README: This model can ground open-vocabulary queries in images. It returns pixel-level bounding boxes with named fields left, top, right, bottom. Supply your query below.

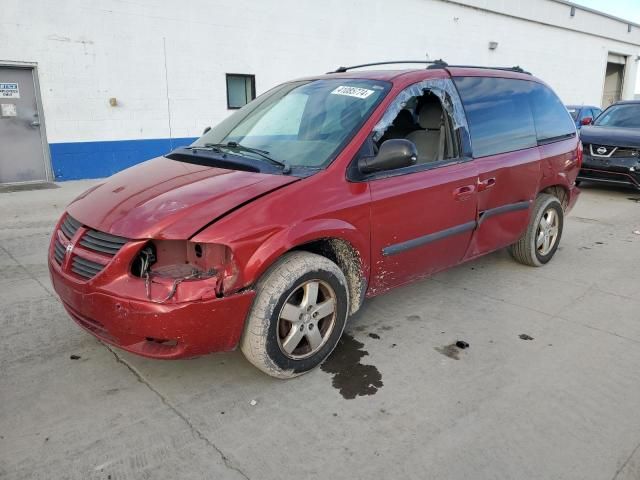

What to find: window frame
left=226, top=73, right=256, bottom=110
left=347, top=79, right=472, bottom=183
left=453, top=76, right=539, bottom=158
left=453, top=76, right=576, bottom=157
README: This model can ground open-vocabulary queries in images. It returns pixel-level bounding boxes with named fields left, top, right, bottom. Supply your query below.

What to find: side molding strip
left=381, top=200, right=531, bottom=257
left=478, top=200, right=531, bottom=225
left=382, top=221, right=477, bottom=256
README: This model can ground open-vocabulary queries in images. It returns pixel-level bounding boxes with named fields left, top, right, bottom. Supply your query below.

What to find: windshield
left=594, top=104, right=640, bottom=128
left=567, top=108, right=578, bottom=121
left=192, top=79, right=389, bottom=169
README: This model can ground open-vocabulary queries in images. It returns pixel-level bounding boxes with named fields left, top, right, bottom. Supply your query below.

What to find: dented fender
left=192, top=217, right=370, bottom=294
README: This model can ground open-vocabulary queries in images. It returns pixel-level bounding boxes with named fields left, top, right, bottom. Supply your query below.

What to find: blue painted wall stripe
left=49, top=137, right=197, bottom=180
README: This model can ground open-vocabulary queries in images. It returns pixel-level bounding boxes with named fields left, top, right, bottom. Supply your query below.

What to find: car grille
left=60, top=214, right=82, bottom=239
left=586, top=144, right=640, bottom=159
left=588, top=144, right=616, bottom=157
left=79, top=229, right=128, bottom=256
left=612, top=147, right=640, bottom=158
left=54, top=214, right=129, bottom=280
left=53, top=239, right=66, bottom=265
left=71, top=256, right=105, bottom=279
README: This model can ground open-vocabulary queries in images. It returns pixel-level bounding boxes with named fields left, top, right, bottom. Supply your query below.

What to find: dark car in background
left=567, top=105, right=602, bottom=129
left=578, top=100, right=640, bottom=190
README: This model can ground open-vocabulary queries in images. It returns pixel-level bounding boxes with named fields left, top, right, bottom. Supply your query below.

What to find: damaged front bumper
left=48, top=215, right=255, bottom=359
left=578, top=154, right=640, bottom=189
left=50, top=258, right=255, bottom=358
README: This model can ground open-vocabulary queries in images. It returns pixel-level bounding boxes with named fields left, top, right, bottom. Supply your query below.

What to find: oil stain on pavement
left=321, top=333, right=383, bottom=399
left=435, top=343, right=461, bottom=360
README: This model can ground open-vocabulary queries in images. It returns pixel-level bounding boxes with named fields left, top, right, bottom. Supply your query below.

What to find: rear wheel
left=509, top=194, right=563, bottom=267
left=240, top=252, right=349, bottom=378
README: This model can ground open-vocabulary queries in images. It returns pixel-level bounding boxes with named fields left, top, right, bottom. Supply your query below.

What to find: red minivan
left=49, top=62, right=581, bottom=377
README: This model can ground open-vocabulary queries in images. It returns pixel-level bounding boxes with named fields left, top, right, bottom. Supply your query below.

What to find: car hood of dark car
left=66, top=156, right=298, bottom=239
left=580, top=125, right=640, bottom=149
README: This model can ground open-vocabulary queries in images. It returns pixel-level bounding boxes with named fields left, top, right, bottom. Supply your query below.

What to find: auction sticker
left=331, top=85, right=374, bottom=99
left=0, top=83, right=19, bottom=98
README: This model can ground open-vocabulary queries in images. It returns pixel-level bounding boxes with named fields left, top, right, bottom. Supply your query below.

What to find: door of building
left=602, top=54, right=626, bottom=108
left=0, top=66, right=49, bottom=184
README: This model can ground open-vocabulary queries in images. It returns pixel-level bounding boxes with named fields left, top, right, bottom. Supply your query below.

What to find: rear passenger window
left=453, top=77, right=537, bottom=158
left=529, top=83, right=576, bottom=143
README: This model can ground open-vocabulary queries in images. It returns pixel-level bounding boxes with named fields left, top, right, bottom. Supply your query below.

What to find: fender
left=192, top=217, right=370, bottom=294
left=538, top=137, right=580, bottom=194
left=539, top=170, right=573, bottom=193
left=243, top=218, right=370, bottom=289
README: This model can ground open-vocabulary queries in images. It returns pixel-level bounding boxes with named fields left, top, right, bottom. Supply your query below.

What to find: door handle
left=453, top=184, right=475, bottom=200
left=478, top=177, right=496, bottom=192
left=30, top=121, right=41, bottom=127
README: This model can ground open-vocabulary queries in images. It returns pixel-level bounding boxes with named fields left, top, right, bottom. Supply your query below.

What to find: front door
left=0, top=66, right=49, bottom=184
left=368, top=162, right=478, bottom=295
left=363, top=79, right=478, bottom=295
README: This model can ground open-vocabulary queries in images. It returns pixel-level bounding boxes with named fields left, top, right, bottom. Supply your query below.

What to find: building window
left=226, top=74, right=256, bottom=109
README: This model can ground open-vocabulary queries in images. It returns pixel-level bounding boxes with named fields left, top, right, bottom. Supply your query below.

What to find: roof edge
left=550, top=0, right=640, bottom=28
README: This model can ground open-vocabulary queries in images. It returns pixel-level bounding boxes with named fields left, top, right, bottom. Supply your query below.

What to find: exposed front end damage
left=48, top=213, right=255, bottom=358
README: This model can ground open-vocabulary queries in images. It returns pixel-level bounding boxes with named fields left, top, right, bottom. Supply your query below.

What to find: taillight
left=577, top=141, right=583, bottom=169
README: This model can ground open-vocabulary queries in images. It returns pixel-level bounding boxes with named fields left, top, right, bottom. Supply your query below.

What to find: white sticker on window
left=0, top=83, right=19, bottom=99
left=330, top=86, right=375, bottom=99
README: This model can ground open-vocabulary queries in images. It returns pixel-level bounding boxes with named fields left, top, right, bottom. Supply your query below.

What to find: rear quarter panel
left=538, top=137, right=580, bottom=193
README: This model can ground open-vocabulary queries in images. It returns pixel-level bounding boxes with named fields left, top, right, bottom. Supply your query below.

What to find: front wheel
left=240, top=252, right=349, bottom=378
left=509, top=193, right=564, bottom=267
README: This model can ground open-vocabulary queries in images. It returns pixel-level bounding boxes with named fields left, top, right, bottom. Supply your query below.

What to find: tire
left=240, top=251, right=349, bottom=379
left=509, top=193, right=564, bottom=267
left=574, top=179, right=582, bottom=187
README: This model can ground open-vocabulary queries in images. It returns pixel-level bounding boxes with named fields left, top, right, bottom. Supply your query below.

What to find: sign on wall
left=1, top=104, right=17, bottom=117
left=0, top=82, right=20, bottom=98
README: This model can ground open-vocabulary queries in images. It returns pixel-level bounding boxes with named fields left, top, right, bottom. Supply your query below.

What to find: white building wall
left=1, top=0, right=639, bottom=177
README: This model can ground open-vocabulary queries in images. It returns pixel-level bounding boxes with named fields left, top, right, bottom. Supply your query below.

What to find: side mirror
left=581, top=117, right=593, bottom=126
left=203, top=126, right=212, bottom=134
left=358, top=139, right=418, bottom=174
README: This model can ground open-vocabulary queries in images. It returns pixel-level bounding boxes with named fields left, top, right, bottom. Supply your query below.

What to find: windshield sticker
left=331, top=86, right=375, bottom=99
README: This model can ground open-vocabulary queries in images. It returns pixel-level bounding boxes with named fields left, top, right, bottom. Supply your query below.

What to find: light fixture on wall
left=570, top=6, right=575, bottom=17
left=488, top=41, right=498, bottom=50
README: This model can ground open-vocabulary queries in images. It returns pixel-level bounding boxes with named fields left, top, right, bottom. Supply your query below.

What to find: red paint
left=66, top=157, right=298, bottom=239
left=49, top=67, right=580, bottom=359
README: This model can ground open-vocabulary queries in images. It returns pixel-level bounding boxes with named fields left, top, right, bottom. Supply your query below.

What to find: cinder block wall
left=1, top=0, right=638, bottom=180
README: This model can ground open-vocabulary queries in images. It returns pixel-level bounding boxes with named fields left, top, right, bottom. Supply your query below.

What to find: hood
left=66, top=156, right=298, bottom=239
left=580, top=126, right=640, bottom=149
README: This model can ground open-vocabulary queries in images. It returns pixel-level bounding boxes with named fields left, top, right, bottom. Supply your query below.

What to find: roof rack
left=328, top=59, right=448, bottom=73
left=430, top=64, right=531, bottom=75
left=328, top=60, right=530, bottom=75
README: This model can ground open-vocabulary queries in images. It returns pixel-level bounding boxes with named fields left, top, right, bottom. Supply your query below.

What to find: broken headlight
left=132, top=240, right=238, bottom=303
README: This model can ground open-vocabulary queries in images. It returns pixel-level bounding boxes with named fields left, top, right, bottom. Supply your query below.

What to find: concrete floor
left=1, top=180, right=639, bottom=480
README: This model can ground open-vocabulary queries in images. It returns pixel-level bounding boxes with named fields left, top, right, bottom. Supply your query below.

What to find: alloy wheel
left=536, top=207, right=560, bottom=256
left=276, top=280, right=337, bottom=359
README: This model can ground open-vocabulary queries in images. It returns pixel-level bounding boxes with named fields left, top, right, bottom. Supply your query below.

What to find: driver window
left=374, top=90, right=458, bottom=164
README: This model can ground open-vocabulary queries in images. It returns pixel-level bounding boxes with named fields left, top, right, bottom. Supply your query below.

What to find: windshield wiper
left=194, top=142, right=291, bottom=173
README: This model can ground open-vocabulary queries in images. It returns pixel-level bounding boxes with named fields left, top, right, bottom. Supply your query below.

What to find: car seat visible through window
left=405, top=99, right=445, bottom=163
